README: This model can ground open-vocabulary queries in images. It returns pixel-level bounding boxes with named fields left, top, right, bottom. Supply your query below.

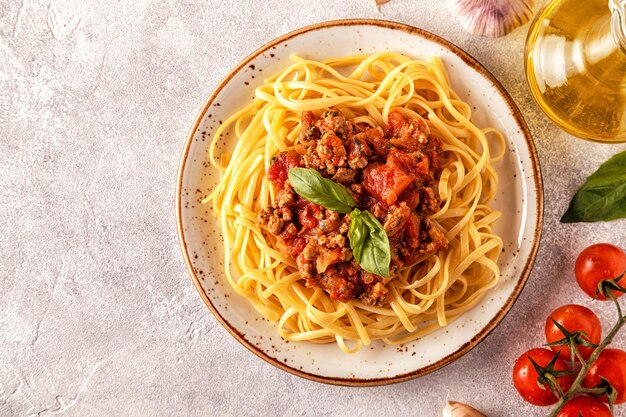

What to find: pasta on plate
left=203, top=52, right=505, bottom=353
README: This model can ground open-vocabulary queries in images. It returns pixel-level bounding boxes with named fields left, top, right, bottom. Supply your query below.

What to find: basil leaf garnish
left=287, top=167, right=390, bottom=276
left=561, top=151, right=626, bottom=223
left=288, top=168, right=356, bottom=214
left=348, top=209, right=367, bottom=262
left=349, top=208, right=391, bottom=278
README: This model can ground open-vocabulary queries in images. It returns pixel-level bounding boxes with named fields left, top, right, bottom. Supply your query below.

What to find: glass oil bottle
left=526, top=0, right=626, bottom=142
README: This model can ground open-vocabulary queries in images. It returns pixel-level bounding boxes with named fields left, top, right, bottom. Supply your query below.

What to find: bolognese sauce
left=259, top=109, right=448, bottom=306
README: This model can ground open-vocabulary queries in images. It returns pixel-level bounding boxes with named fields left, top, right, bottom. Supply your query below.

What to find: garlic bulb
left=443, top=401, right=487, bottom=417
left=446, top=0, right=535, bottom=37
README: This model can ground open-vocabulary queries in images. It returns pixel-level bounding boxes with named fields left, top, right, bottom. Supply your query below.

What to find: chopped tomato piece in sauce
left=266, top=152, right=302, bottom=189
left=362, top=162, right=414, bottom=205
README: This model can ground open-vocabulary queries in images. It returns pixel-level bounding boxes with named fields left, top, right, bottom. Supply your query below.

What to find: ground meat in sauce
left=258, top=109, right=448, bottom=306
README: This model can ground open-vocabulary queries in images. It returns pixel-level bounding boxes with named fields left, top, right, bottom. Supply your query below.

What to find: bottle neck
left=610, top=0, right=626, bottom=52
left=579, top=1, right=626, bottom=83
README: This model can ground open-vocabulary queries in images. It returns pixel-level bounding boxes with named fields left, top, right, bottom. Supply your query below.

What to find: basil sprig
left=561, top=151, right=626, bottom=223
left=288, top=168, right=356, bottom=214
left=349, top=208, right=391, bottom=278
left=287, top=167, right=391, bottom=277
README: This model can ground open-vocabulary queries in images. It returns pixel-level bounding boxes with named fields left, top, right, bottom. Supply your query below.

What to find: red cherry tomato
left=557, top=396, right=612, bottom=417
left=513, top=348, right=574, bottom=406
left=575, top=243, right=626, bottom=300
left=545, top=304, right=602, bottom=361
left=583, top=348, right=626, bottom=404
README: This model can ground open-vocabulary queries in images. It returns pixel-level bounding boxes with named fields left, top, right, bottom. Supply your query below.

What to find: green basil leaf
left=561, top=151, right=626, bottom=223
left=349, top=208, right=391, bottom=278
left=288, top=167, right=356, bottom=214
left=348, top=209, right=367, bottom=262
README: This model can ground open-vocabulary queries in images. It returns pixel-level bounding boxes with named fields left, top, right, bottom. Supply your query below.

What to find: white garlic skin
left=446, top=0, right=536, bottom=37
left=443, top=401, right=487, bottom=417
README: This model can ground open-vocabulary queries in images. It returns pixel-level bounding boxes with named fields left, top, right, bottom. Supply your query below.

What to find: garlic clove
left=443, top=401, right=487, bottom=417
left=445, top=0, right=535, bottom=37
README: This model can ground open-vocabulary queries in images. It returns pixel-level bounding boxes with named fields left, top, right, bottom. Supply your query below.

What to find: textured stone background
left=1, top=0, right=626, bottom=416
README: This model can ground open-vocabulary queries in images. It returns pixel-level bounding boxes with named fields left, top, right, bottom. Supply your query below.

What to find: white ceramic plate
left=176, top=19, right=543, bottom=386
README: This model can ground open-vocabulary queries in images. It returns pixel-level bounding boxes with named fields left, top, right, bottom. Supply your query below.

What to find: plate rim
left=176, top=18, right=544, bottom=386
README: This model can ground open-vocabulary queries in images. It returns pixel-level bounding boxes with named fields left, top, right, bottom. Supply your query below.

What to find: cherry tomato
left=575, top=243, right=626, bottom=300
left=513, top=348, right=574, bottom=406
left=557, top=396, right=612, bottom=417
left=583, top=348, right=626, bottom=404
left=545, top=304, right=602, bottom=361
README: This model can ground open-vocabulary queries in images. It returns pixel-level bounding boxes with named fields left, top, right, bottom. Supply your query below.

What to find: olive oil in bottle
left=525, top=0, right=626, bottom=143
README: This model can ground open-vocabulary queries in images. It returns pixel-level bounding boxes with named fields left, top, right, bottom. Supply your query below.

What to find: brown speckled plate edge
left=176, top=18, right=544, bottom=387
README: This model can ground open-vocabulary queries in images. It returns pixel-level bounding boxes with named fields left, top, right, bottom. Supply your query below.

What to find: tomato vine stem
left=547, top=295, right=626, bottom=416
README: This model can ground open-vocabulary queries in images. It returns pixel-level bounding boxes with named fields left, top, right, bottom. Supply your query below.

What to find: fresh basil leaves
left=287, top=167, right=391, bottom=277
left=561, top=151, right=626, bottom=223
left=349, top=209, right=391, bottom=278
left=288, top=168, right=356, bottom=214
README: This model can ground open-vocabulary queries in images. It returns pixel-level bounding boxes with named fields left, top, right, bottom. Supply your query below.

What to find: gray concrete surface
left=1, top=0, right=625, bottom=416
